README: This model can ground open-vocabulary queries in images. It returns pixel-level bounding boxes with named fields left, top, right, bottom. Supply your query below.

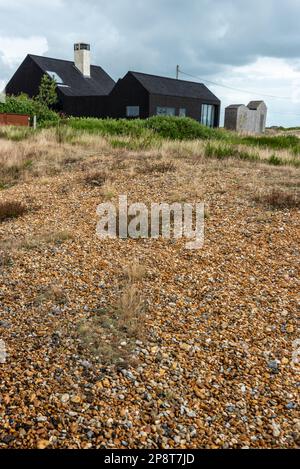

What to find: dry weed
left=0, top=200, right=27, bottom=222
left=78, top=262, right=147, bottom=365
left=254, top=188, right=300, bottom=210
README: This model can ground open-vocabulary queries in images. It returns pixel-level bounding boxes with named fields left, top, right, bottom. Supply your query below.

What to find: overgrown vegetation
left=84, top=170, right=110, bottom=187
left=36, top=74, right=58, bottom=108
left=0, top=126, right=33, bottom=141
left=0, top=200, right=27, bottom=222
left=254, top=188, right=300, bottom=210
left=68, top=116, right=228, bottom=141
left=0, top=94, right=59, bottom=127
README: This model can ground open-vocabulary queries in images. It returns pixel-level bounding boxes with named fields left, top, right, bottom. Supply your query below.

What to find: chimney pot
left=74, top=43, right=91, bottom=77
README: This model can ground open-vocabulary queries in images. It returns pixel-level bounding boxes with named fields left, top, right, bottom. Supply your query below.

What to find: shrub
left=255, top=189, right=300, bottom=210
left=84, top=170, right=109, bottom=187
left=0, top=201, right=27, bottom=222
left=0, top=94, right=59, bottom=127
left=68, top=116, right=228, bottom=141
left=144, top=116, right=226, bottom=141
left=36, top=74, right=58, bottom=108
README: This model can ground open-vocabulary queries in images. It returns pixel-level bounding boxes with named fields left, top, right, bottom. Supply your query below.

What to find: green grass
left=0, top=126, right=33, bottom=141
left=241, top=134, right=300, bottom=154
left=66, top=116, right=300, bottom=155
left=204, top=143, right=259, bottom=162
left=67, top=116, right=229, bottom=141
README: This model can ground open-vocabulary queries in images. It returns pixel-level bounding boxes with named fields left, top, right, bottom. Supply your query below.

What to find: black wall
left=6, top=56, right=45, bottom=99
left=5, top=56, right=107, bottom=118
left=62, top=95, right=108, bottom=118
left=108, top=73, right=149, bottom=118
left=6, top=59, right=220, bottom=125
left=149, top=94, right=220, bottom=127
left=108, top=73, right=220, bottom=127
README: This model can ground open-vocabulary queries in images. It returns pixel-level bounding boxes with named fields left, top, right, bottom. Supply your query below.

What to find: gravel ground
left=0, top=150, right=299, bottom=449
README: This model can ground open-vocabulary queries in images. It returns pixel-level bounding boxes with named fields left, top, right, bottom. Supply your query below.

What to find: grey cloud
left=1, top=0, right=300, bottom=80
left=1, top=0, right=300, bottom=125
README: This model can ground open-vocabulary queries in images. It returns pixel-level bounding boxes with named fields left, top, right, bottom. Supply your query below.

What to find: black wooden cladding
left=5, top=55, right=221, bottom=126
left=108, top=72, right=220, bottom=126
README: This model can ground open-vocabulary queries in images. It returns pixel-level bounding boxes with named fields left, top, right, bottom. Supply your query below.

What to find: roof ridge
left=130, top=70, right=205, bottom=87
left=28, top=54, right=101, bottom=69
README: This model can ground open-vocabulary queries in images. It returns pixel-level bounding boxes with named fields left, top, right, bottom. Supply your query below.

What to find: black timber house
left=5, top=44, right=115, bottom=118
left=5, top=43, right=221, bottom=127
left=108, top=71, right=220, bottom=127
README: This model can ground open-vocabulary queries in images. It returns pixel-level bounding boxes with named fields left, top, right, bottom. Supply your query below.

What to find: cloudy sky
left=1, top=0, right=300, bottom=126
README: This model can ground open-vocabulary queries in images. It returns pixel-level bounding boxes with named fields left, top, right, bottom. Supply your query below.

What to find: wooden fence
left=0, top=113, right=30, bottom=127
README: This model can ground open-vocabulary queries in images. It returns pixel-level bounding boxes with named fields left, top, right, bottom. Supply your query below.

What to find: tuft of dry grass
left=78, top=262, right=147, bottom=365
left=20, top=230, right=73, bottom=249
left=123, top=259, right=147, bottom=283
left=100, top=181, right=117, bottom=201
left=34, top=284, right=68, bottom=306
left=137, top=160, right=176, bottom=175
left=84, top=170, right=109, bottom=187
left=0, top=248, right=12, bottom=269
left=254, top=188, right=300, bottom=210
left=0, top=200, right=27, bottom=222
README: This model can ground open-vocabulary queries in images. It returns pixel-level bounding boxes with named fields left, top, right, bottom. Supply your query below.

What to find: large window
left=46, top=70, right=69, bottom=88
left=201, top=104, right=215, bottom=127
left=156, top=107, right=176, bottom=116
left=126, top=106, right=140, bottom=117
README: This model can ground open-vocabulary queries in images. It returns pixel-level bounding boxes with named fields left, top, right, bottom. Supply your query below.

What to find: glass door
left=201, top=104, right=215, bottom=127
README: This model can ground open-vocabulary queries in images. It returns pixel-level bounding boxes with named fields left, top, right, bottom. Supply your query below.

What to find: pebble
left=61, top=394, right=70, bottom=404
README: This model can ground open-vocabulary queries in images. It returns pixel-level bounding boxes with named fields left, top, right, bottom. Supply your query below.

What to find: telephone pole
left=176, top=65, right=180, bottom=80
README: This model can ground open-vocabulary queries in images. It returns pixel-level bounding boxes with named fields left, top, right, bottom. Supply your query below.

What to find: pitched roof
left=29, top=54, right=115, bottom=97
left=247, top=101, right=265, bottom=110
left=226, top=104, right=245, bottom=109
left=129, top=71, right=220, bottom=102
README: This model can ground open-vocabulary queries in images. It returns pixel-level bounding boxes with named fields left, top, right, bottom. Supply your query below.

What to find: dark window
left=157, top=107, right=176, bottom=116
left=126, top=106, right=140, bottom=117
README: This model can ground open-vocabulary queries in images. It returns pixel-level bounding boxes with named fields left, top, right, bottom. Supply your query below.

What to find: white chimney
left=74, top=43, right=91, bottom=78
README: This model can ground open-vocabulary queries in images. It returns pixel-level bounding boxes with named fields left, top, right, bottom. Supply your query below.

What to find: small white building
left=224, top=101, right=267, bottom=134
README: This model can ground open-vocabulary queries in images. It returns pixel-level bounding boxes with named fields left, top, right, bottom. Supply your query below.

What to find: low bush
left=0, top=94, right=59, bottom=127
left=0, top=200, right=27, bottom=222
left=254, top=189, right=300, bottom=210
left=84, top=170, right=109, bottom=187
left=68, top=116, right=228, bottom=141
left=144, top=116, right=227, bottom=141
